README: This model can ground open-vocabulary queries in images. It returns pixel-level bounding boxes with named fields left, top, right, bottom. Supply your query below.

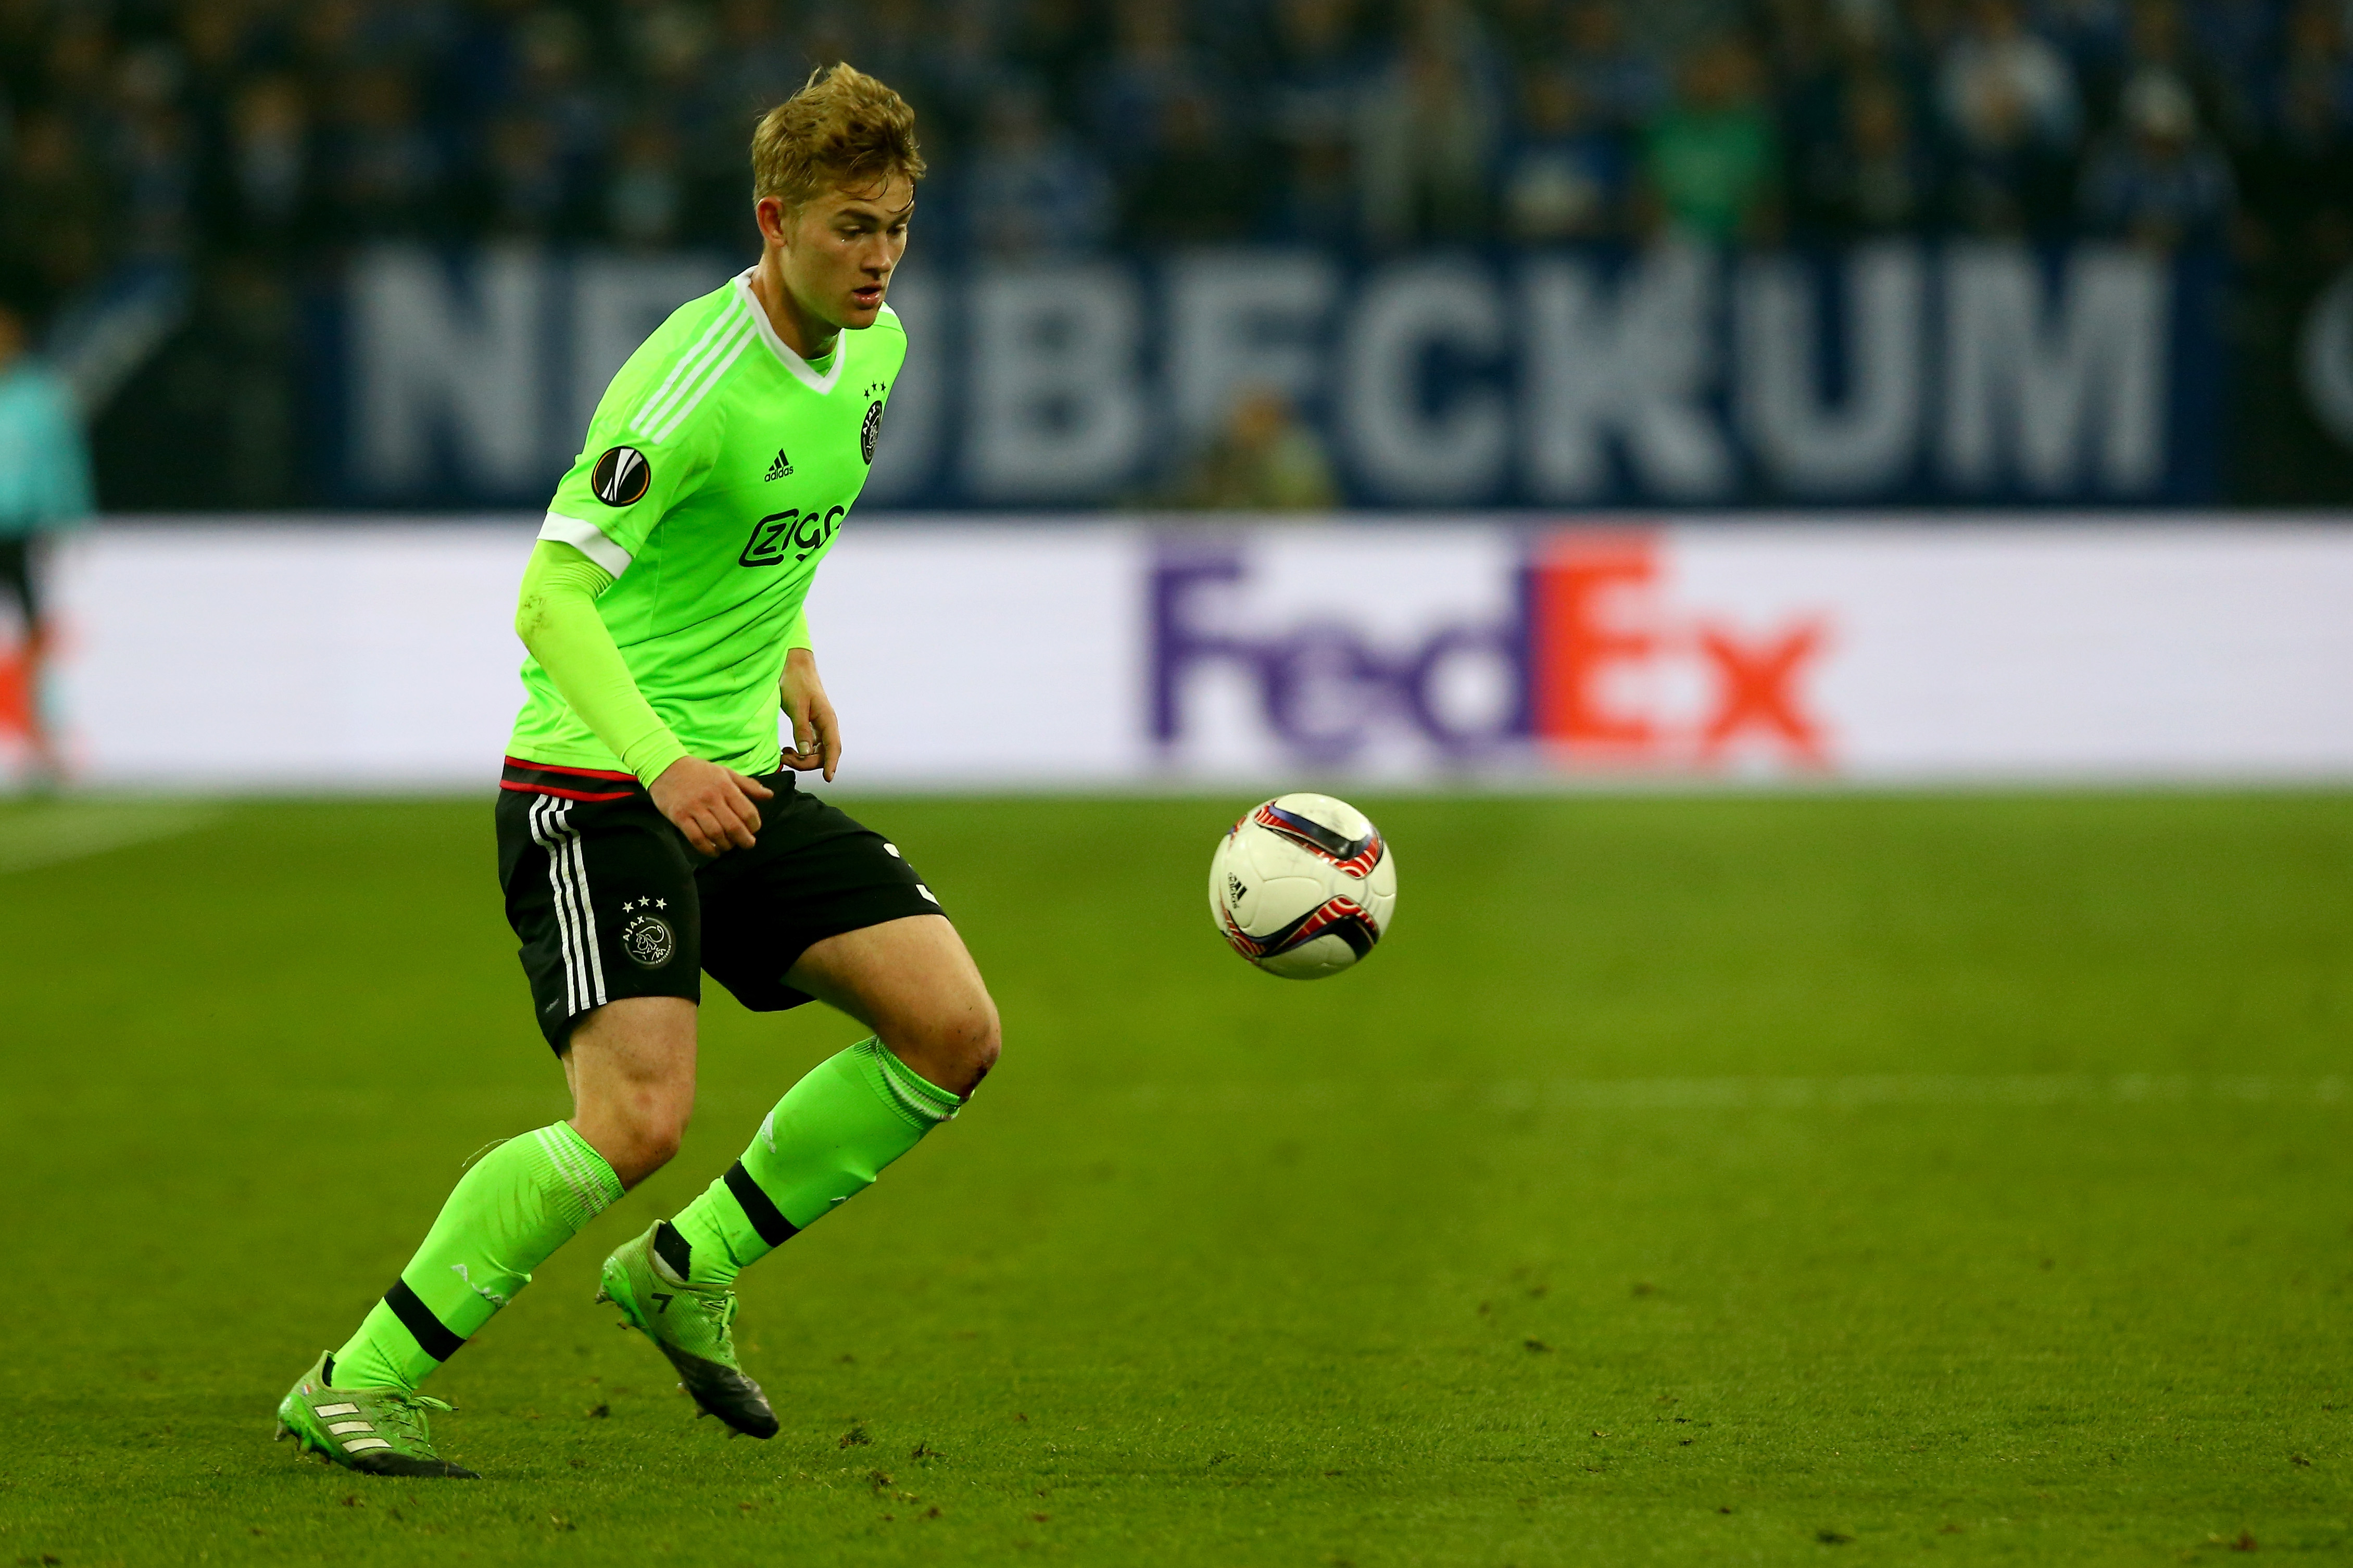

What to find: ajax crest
left=621, top=912, right=675, bottom=968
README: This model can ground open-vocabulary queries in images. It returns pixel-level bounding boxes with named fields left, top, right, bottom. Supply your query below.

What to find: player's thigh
left=697, top=783, right=996, bottom=1091
left=786, top=913, right=999, bottom=1090
left=696, top=780, right=946, bottom=1009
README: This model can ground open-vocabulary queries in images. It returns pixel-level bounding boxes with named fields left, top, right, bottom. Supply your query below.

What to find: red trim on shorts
left=502, top=755, right=636, bottom=780
left=498, top=779, right=637, bottom=802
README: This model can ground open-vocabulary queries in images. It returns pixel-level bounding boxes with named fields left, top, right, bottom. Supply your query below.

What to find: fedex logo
left=1149, top=532, right=1832, bottom=773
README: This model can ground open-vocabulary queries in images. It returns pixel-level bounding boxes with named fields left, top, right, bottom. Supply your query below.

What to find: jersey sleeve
left=539, top=297, right=746, bottom=575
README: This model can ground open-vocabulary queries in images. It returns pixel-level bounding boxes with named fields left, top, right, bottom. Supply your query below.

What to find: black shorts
left=0, top=536, right=40, bottom=626
left=495, top=757, right=946, bottom=1052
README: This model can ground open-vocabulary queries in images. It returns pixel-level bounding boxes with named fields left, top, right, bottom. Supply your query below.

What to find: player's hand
left=650, top=756, right=772, bottom=856
left=780, top=647, right=841, bottom=782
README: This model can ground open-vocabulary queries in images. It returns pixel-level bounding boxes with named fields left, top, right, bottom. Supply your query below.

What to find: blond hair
left=750, top=64, right=926, bottom=211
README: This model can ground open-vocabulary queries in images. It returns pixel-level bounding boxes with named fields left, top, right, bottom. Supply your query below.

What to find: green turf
left=3, top=791, right=2350, bottom=1566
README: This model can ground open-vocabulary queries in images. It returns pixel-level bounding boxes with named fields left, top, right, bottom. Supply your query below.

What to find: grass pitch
left=3, top=791, right=2350, bottom=1566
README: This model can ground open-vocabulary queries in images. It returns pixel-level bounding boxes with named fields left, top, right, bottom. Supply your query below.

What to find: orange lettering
left=1531, top=535, right=1660, bottom=754
left=1696, top=620, right=1828, bottom=764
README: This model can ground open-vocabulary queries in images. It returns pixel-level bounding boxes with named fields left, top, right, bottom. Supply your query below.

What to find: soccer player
left=0, top=290, right=93, bottom=788
left=275, top=65, right=998, bottom=1478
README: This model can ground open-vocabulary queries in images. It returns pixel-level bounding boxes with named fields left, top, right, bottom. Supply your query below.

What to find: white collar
left=733, top=268, right=849, bottom=395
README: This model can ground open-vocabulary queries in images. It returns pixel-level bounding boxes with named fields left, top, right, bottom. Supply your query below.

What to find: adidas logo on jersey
left=763, top=449, right=792, bottom=482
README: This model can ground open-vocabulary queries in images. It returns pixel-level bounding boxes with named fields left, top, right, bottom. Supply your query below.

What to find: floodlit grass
left=3, top=791, right=2350, bottom=1566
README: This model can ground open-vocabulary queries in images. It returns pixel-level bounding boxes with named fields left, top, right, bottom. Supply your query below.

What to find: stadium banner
left=329, top=242, right=2226, bottom=510
left=24, top=519, right=2353, bottom=790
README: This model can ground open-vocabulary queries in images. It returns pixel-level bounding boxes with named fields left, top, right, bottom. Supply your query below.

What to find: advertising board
left=14, top=520, right=2352, bottom=790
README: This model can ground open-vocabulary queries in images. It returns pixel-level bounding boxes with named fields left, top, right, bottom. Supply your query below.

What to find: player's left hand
left=781, top=646, right=841, bottom=781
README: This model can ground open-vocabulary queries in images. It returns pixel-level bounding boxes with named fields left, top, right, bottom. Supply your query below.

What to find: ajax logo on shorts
left=616, top=898, right=674, bottom=968
left=591, top=446, right=651, bottom=506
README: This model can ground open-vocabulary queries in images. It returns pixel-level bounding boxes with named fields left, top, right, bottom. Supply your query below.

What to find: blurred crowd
left=2, top=0, right=2349, bottom=508
left=6, top=0, right=2351, bottom=307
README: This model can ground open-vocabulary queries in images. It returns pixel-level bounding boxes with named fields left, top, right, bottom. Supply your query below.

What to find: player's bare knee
left=886, top=991, right=999, bottom=1095
left=605, top=1117, right=684, bottom=1187
left=950, top=997, right=1002, bottom=1086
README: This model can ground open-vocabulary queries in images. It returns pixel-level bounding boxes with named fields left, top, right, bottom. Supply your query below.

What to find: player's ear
left=755, top=195, right=791, bottom=246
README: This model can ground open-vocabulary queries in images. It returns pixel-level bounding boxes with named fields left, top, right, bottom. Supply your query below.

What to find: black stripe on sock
left=724, top=1160, right=800, bottom=1248
left=385, top=1278, right=465, bottom=1362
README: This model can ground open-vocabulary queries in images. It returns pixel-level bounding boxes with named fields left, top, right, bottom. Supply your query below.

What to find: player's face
left=766, top=175, right=913, bottom=334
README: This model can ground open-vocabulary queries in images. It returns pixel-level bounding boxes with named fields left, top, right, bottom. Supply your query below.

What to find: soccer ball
left=1209, top=793, right=1399, bottom=979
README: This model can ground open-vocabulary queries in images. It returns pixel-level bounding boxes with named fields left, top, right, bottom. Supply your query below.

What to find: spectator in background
left=1356, top=0, right=1503, bottom=246
left=1643, top=35, right=1781, bottom=243
left=1266, top=0, right=1367, bottom=244
left=113, top=42, right=196, bottom=261
left=1122, top=87, right=1264, bottom=243
left=1500, top=67, right=1631, bottom=239
left=515, top=6, right=612, bottom=175
left=2095, top=0, right=2235, bottom=149
left=2, top=111, right=109, bottom=302
left=923, top=2, right=1016, bottom=157
left=0, top=293, right=93, bottom=787
left=707, top=0, right=806, bottom=126
left=1089, top=0, right=1228, bottom=179
left=2231, top=0, right=2353, bottom=500
left=2080, top=67, right=2234, bottom=247
left=1768, top=0, right=1851, bottom=163
left=2237, top=0, right=2353, bottom=264
left=204, top=75, right=318, bottom=254
left=1563, top=0, right=1670, bottom=134
left=1899, top=0, right=1966, bottom=83
left=1938, top=0, right=2083, bottom=231
left=2038, top=0, right=2131, bottom=86
left=174, top=0, right=259, bottom=112
left=964, top=81, right=1115, bottom=255
left=288, top=0, right=379, bottom=81
left=471, top=108, right=574, bottom=237
left=1794, top=69, right=1936, bottom=233
left=1176, top=386, right=1341, bottom=511
left=1008, top=0, right=1109, bottom=130
left=2185, top=0, right=2276, bottom=141
left=606, top=116, right=687, bottom=248
left=1941, top=0, right=2082, bottom=149
left=320, top=65, right=443, bottom=239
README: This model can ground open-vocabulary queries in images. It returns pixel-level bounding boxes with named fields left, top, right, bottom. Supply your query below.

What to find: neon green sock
left=330, top=1122, right=621, bottom=1392
left=670, top=1038, right=962, bottom=1287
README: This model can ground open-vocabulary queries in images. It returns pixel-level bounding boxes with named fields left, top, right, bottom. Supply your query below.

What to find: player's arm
left=514, top=540, right=771, bottom=855
left=777, top=608, right=841, bottom=782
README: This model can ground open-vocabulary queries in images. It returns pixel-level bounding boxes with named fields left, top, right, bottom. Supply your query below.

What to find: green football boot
left=274, top=1353, right=479, bottom=1478
left=597, top=1222, right=779, bottom=1438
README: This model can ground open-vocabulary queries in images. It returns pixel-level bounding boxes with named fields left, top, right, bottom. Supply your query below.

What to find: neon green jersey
left=509, top=267, right=904, bottom=776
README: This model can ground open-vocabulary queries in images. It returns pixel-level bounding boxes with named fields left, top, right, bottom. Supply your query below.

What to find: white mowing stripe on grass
left=1115, top=1074, right=2353, bottom=1115
left=0, top=802, right=222, bottom=875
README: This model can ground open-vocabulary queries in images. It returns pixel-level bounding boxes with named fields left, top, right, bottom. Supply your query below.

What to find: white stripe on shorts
left=530, top=796, right=603, bottom=1013
left=555, top=804, right=607, bottom=1006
